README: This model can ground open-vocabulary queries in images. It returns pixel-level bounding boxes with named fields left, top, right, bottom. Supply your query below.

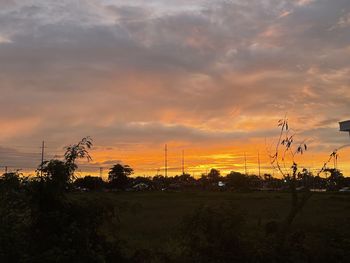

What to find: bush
left=175, top=204, right=251, bottom=263
left=0, top=172, right=126, bottom=263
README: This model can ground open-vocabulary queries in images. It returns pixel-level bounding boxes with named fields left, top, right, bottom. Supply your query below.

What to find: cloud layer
left=0, top=0, right=349, bottom=175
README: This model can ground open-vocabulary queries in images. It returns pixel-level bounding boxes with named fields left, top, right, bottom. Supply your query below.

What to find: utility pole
left=99, top=167, right=103, bottom=178
left=5, top=166, right=8, bottom=174
left=182, top=150, right=185, bottom=175
left=244, top=152, right=247, bottom=175
left=40, top=141, right=45, bottom=177
left=165, top=144, right=168, bottom=177
left=258, top=151, right=261, bottom=177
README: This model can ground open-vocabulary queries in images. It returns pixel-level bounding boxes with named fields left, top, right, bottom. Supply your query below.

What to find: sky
left=0, top=0, right=350, bottom=178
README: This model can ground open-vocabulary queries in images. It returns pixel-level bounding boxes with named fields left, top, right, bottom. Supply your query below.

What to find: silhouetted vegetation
left=108, top=164, right=134, bottom=190
left=74, top=175, right=105, bottom=191
left=0, top=138, right=125, bottom=263
left=1, top=129, right=350, bottom=262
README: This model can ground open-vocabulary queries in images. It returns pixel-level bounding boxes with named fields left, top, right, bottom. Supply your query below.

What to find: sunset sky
left=0, top=0, right=350, bottom=178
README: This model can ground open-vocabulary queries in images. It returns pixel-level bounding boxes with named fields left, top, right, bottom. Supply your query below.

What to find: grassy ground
left=69, top=191, right=350, bottom=252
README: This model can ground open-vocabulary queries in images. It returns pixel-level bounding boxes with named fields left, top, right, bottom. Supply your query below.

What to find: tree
left=270, top=118, right=312, bottom=243
left=40, top=160, right=70, bottom=192
left=0, top=139, right=128, bottom=262
left=64, top=136, right=93, bottom=179
left=226, top=171, right=248, bottom=190
left=324, top=168, right=344, bottom=191
left=108, top=164, right=134, bottom=189
left=74, top=176, right=105, bottom=191
left=0, top=171, right=22, bottom=192
left=0, top=171, right=31, bottom=262
left=38, top=137, right=93, bottom=193
left=207, top=168, right=220, bottom=183
left=152, top=175, right=168, bottom=190
left=178, top=173, right=197, bottom=188
left=269, top=118, right=346, bottom=247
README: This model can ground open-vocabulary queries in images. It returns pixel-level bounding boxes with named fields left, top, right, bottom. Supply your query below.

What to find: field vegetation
left=1, top=131, right=350, bottom=262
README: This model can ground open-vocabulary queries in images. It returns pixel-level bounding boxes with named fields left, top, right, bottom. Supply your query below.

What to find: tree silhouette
left=108, top=164, right=134, bottom=189
left=226, top=171, right=248, bottom=190
left=269, top=118, right=312, bottom=243
left=38, top=137, right=93, bottom=192
left=324, top=168, right=344, bottom=191
left=74, top=175, right=105, bottom=191
left=40, top=160, right=70, bottom=192
left=207, top=168, right=220, bottom=183
left=64, top=136, right=93, bottom=179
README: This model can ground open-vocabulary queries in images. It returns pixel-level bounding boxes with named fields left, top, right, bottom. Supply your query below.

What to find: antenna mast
left=182, top=150, right=185, bottom=175
left=165, top=144, right=168, bottom=177
left=40, top=141, right=45, bottom=177
left=258, top=151, right=261, bottom=177
left=99, top=167, right=103, bottom=178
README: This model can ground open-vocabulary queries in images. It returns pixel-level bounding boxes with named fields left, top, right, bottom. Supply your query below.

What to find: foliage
left=0, top=138, right=127, bottom=263
left=1, top=131, right=350, bottom=262
left=0, top=172, right=23, bottom=192
left=207, top=168, right=221, bottom=183
left=64, top=137, right=93, bottom=165
left=0, top=172, right=31, bottom=263
left=39, top=160, right=70, bottom=193
left=176, top=204, right=251, bottom=263
left=108, top=164, right=134, bottom=189
left=28, top=197, right=123, bottom=263
left=37, top=137, right=94, bottom=192
left=226, top=171, right=249, bottom=190
left=269, top=118, right=313, bottom=240
left=323, top=168, right=345, bottom=191
left=74, top=176, right=105, bottom=191
left=64, top=136, right=93, bottom=179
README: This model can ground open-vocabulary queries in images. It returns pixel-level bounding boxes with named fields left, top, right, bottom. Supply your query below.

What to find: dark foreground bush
left=0, top=173, right=126, bottom=263
left=173, top=204, right=252, bottom=263
left=1, top=171, right=350, bottom=263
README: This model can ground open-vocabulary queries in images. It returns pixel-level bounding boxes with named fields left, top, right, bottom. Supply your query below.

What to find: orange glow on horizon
left=42, top=141, right=350, bottom=179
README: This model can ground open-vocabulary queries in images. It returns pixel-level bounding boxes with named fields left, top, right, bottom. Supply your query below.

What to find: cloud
left=296, top=0, right=315, bottom=6
left=0, top=0, right=349, bottom=173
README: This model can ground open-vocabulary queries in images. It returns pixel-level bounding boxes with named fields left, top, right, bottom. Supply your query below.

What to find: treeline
left=1, top=166, right=349, bottom=262
left=75, top=164, right=350, bottom=192
left=1, top=137, right=350, bottom=262
left=0, top=138, right=126, bottom=262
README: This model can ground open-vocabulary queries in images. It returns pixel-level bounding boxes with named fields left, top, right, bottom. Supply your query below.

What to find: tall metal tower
left=258, top=151, right=261, bottom=177
left=165, top=144, right=168, bottom=177
left=40, top=141, right=45, bottom=177
left=182, top=150, right=185, bottom=175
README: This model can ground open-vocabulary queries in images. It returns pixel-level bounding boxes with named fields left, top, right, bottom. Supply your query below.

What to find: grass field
left=69, top=191, right=350, bottom=253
